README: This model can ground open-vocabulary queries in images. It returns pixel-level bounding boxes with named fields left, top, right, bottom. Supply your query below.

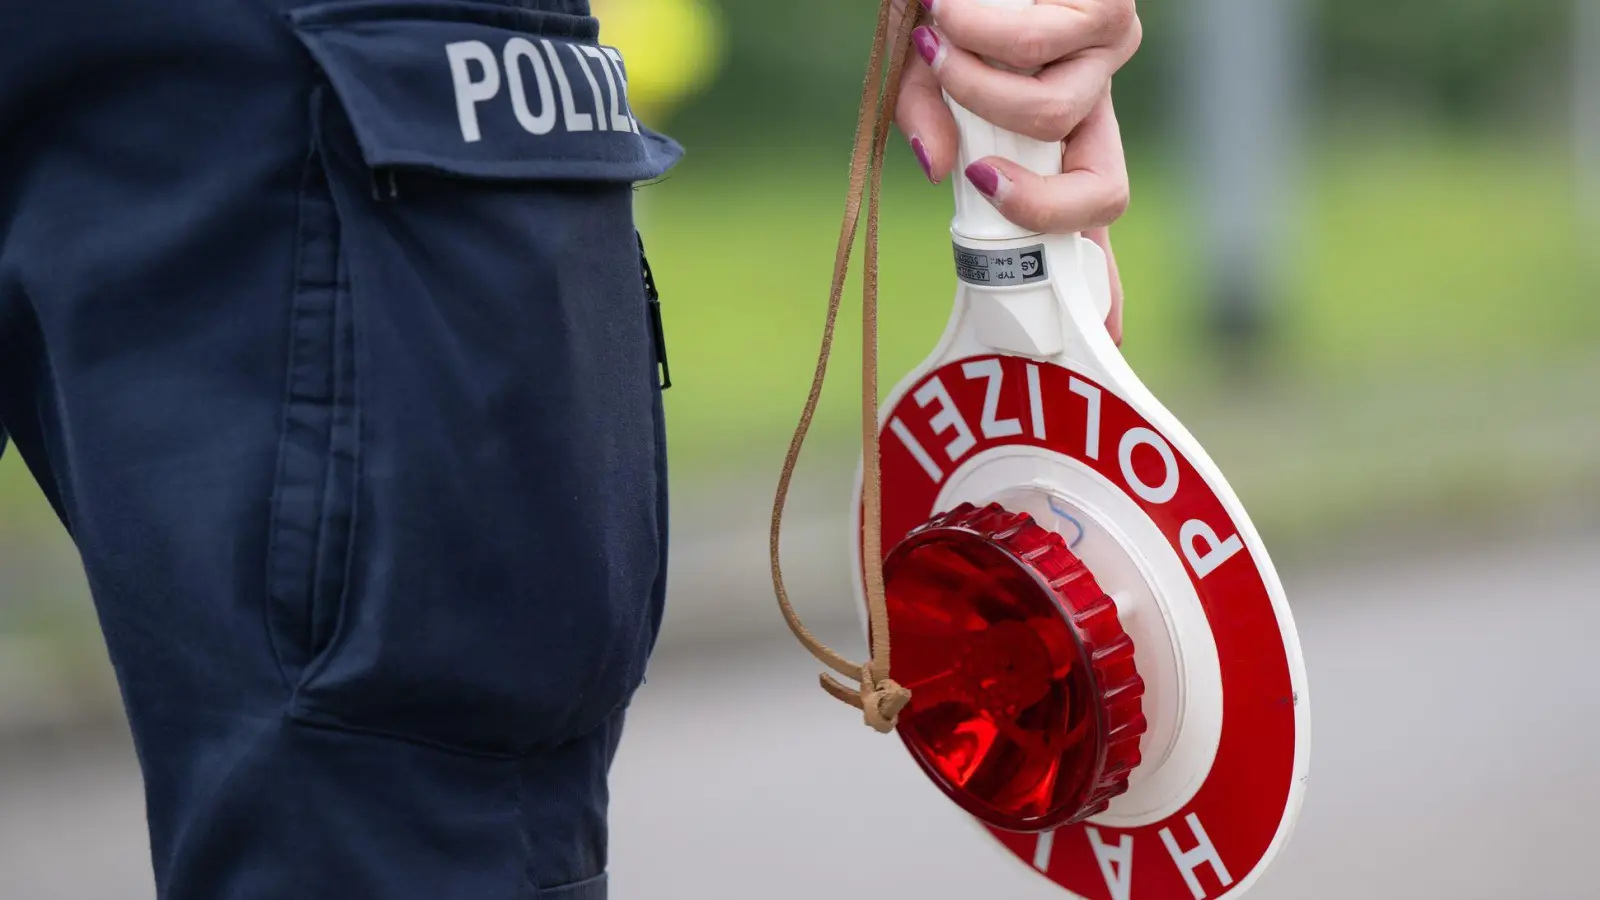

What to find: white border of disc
left=931, top=446, right=1224, bottom=826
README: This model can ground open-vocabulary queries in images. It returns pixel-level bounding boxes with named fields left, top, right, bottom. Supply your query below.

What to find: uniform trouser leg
left=0, top=1, right=671, bottom=896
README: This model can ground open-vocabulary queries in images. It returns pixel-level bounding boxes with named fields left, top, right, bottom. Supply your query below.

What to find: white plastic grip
left=946, top=0, right=1065, bottom=242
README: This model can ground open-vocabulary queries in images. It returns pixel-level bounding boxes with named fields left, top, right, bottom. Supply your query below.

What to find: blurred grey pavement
left=3, top=525, right=1597, bottom=900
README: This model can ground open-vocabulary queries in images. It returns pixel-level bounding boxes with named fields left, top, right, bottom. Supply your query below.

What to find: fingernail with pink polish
left=965, top=162, right=1009, bottom=201
left=912, top=26, right=942, bottom=67
left=911, top=137, right=936, bottom=184
left=917, top=0, right=936, bottom=12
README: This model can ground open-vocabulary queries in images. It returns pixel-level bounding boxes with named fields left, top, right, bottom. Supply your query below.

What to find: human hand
left=892, top=0, right=1141, bottom=343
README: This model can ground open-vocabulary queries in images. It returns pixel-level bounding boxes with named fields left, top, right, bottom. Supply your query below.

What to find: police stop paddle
left=766, top=2, right=1310, bottom=899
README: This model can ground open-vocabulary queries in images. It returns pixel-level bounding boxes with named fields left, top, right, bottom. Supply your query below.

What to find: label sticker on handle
left=954, top=243, right=1049, bottom=286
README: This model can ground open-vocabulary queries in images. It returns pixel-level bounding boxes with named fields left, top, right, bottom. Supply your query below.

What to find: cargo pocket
left=270, top=0, right=680, bottom=758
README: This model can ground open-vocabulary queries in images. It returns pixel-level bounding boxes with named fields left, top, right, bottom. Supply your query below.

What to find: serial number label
left=953, top=243, right=1048, bottom=286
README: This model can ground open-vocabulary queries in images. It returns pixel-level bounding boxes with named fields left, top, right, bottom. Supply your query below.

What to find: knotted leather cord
left=768, top=0, right=925, bottom=734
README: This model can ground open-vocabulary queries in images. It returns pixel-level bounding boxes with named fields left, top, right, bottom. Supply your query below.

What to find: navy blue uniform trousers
left=0, top=1, right=680, bottom=896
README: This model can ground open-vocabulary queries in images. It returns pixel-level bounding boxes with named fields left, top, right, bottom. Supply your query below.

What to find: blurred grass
left=637, top=128, right=1597, bottom=475
left=2, top=129, right=1596, bottom=529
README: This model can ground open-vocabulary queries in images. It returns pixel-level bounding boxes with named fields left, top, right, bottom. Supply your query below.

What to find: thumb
left=895, top=59, right=960, bottom=185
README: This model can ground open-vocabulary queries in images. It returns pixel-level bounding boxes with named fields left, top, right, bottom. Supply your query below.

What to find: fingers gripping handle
left=950, top=99, right=1065, bottom=241
left=948, top=0, right=1064, bottom=242
left=945, top=0, right=1112, bottom=338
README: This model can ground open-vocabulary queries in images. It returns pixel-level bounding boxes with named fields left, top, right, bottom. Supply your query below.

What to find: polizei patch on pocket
left=289, top=1, right=682, bottom=182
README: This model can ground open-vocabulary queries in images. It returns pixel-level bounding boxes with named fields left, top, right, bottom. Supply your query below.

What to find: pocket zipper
left=638, top=232, right=671, bottom=390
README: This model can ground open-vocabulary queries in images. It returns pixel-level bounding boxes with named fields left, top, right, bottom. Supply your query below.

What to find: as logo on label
left=446, top=38, right=639, bottom=143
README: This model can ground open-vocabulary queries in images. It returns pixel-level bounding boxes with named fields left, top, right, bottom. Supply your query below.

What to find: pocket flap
left=289, top=0, right=683, bottom=181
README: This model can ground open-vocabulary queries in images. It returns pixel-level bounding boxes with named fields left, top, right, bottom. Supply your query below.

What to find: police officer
left=0, top=0, right=1138, bottom=897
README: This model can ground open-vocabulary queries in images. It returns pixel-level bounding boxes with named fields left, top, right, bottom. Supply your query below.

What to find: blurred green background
left=2, top=0, right=1598, bottom=733
left=618, top=0, right=1600, bottom=543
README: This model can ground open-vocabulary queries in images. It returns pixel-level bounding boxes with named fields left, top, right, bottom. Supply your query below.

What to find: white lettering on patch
left=446, top=40, right=500, bottom=142
left=600, top=47, right=640, bottom=132
left=503, top=38, right=556, bottom=136
left=540, top=38, right=593, bottom=133
left=581, top=45, right=633, bottom=132
left=566, top=43, right=607, bottom=131
left=446, top=37, right=644, bottom=144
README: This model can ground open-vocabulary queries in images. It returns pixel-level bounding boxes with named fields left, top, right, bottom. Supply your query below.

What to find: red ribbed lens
left=881, top=502, right=1147, bottom=832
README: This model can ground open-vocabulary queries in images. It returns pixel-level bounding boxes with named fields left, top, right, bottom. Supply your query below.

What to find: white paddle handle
left=948, top=0, right=1064, bottom=243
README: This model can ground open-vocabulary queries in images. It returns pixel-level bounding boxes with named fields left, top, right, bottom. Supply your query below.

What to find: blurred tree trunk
left=1179, top=0, right=1308, bottom=374
left=1578, top=0, right=1600, bottom=236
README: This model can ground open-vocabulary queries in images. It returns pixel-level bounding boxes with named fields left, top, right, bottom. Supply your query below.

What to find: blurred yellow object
left=593, top=0, right=726, bottom=126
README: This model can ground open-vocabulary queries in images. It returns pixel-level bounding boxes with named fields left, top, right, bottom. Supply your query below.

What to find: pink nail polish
left=912, top=26, right=941, bottom=67
left=911, top=137, right=936, bottom=183
left=965, top=162, right=1005, bottom=199
left=918, top=0, right=936, bottom=11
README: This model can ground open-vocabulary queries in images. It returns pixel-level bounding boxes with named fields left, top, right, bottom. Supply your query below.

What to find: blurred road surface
left=2, top=528, right=1597, bottom=899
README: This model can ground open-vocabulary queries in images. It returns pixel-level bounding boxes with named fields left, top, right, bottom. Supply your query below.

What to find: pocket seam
left=290, top=88, right=369, bottom=701
left=532, top=870, right=607, bottom=899
left=307, top=248, right=361, bottom=658
left=264, top=87, right=361, bottom=694
left=287, top=705, right=521, bottom=761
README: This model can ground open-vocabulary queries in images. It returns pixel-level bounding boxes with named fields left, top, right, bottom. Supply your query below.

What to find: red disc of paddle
left=882, top=501, right=1148, bottom=833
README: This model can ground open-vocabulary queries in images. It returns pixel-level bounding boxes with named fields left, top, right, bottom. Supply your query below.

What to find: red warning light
left=882, top=502, right=1147, bottom=833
